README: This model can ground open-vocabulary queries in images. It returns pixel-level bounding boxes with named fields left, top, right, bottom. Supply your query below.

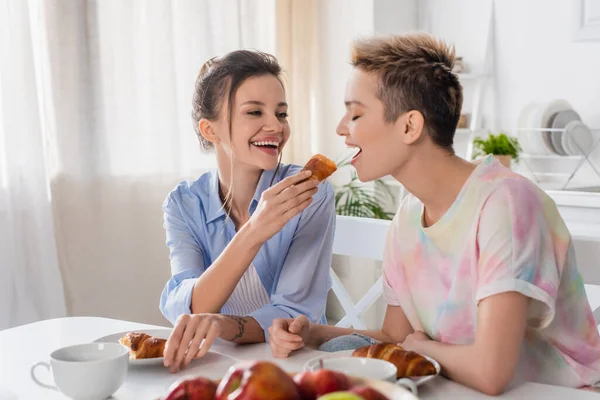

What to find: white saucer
left=93, top=328, right=172, bottom=366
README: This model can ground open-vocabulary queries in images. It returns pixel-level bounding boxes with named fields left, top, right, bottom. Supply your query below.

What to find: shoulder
left=480, top=170, right=558, bottom=219
left=163, top=170, right=215, bottom=210
left=476, top=167, right=570, bottom=241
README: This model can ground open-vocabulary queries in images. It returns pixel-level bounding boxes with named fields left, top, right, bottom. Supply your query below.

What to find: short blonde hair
left=351, top=33, right=463, bottom=151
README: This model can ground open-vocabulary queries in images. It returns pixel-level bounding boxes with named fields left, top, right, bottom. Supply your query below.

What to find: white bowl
left=304, top=356, right=397, bottom=382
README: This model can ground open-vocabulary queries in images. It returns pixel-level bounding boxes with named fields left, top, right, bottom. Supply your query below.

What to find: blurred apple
left=216, top=367, right=244, bottom=400
left=316, top=392, right=364, bottom=400
left=293, top=369, right=351, bottom=399
left=164, top=376, right=218, bottom=400
left=350, top=386, right=390, bottom=400
left=218, top=361, right=301, bottom=400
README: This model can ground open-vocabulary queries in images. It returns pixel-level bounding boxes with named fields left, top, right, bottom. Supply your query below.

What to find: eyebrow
left=241, top=100, right=288, bottom=107
left=344, top=100, right=366, bottom=107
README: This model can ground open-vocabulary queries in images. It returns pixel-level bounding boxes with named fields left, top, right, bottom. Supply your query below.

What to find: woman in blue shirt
left=159, top=50, right=335, bottom=372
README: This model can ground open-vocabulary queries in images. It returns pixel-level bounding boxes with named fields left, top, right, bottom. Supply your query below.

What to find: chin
left=254, top=159, right=280, bottom=171
left=354, top=162, right=386, bottom=182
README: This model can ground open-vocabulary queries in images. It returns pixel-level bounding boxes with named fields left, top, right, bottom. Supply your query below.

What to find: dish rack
left=514, top=128, right=600, bottom=191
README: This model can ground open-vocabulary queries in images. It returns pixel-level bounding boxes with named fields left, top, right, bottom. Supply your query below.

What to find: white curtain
left=0, top=0, right=66, bottom=330
left=0, top=0, right=277, bottom=328
left=0, top=0, right=375, bottom=329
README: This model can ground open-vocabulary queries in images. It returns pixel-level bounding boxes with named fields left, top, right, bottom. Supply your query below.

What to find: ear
left=401, top=110, right=425, bottom=145
left=198, top=118, right=220, bottom=145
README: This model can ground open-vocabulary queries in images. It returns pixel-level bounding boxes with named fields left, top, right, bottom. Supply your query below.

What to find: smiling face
left=336, top=68, right=418, bottom=182
left=202, top=74, right=290, bottom=171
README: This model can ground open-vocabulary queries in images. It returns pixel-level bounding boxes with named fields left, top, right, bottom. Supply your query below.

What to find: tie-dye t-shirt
left=383, top=155, right=600, bottom=388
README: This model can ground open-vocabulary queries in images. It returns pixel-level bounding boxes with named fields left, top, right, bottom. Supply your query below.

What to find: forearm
left=218, top=315, right=265, bottom=344
left=191, top=225, right=262, bottom=314
left=415, top=341, right=514, bottom=395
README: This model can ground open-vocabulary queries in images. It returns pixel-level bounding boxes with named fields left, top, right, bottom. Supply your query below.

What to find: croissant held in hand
left=119, top=332, right=166, bottom=359
left=301, top=154, right=337, bottom=182
left=352, top=343, right=437, bottom=378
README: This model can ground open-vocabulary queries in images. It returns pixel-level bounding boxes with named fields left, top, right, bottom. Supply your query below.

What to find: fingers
left=270, top=170, right=313, bottom=195
left=164, top=314, right=189, bottom=368
left=270, top=333, right=305, bottom=351
left=268, top=318, right=305, bottom=359
left=288, top=315, right=309, bottom=334
left=182, top=318, right=210, bottom=368
left=278, top=178, right=319, bottom=200
left=269, top=320, right=304, bottom=343
left=281, top=197, right=313, bottom=220
left=171, top=316, right=200, bottom=373
left=195, top=321, right=220, bottom=359
left=270, top=340, right=293, bottom=359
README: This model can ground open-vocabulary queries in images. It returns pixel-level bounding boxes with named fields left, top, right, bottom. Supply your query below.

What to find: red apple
left=294, top=369, right=351, bottom=399
left=293, top=371, right=317, bottom=400
left=350, top=386, right=390, bottom=400
left=164, top=376, right=218, bottom=400
left=221, top=361, right=301, bottom=400
left=216, top=367, right=244, bottom=400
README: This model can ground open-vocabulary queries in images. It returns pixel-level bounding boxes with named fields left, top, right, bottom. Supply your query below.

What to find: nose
left=336, top=115, right=349, bottom=137
left=264, top=114, right=284, bottom=133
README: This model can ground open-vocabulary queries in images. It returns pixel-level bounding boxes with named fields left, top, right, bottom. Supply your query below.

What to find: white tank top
left=220, top=263, right=270, bottom=316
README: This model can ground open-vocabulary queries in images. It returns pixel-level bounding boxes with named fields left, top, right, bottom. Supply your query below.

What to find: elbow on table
left=475, top=367, right=513, bottom=396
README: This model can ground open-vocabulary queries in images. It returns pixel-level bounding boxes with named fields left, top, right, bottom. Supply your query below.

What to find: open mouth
left=251, top=141, right=280, bottom=150
left=251, top=140, right=281, bottom=156
left=348, top=145, right=362, bottom=162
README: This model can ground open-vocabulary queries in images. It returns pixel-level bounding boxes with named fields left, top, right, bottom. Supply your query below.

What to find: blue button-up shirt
left=159, top=164, right=335, bottom=337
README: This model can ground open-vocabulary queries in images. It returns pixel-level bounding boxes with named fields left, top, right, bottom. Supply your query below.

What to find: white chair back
left=330, top=216, right=600, bottom=330
left=330, top=216, right=390, bottom=329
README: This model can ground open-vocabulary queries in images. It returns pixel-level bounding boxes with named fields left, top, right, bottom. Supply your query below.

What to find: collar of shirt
left=204, top=168, right=278, bottom=224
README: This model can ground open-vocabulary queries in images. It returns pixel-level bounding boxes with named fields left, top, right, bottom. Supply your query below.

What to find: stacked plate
left=518, top=100, right=595, bottom=156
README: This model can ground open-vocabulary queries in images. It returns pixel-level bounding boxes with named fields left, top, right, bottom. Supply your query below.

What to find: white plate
left=522, top=102, right=552, bottom=155
left=517, top=102, right=539, bottom=154
left=529, top=103, right=553, bottom=155
left=564, top=120, right=594, bottom=156
left=541, top=99, right=572, bottom=154
left=93, top=328, right=172, bottom=366
left=550, top=109, right=582, bottom=155
left=410, top=355, right=441, bottom=386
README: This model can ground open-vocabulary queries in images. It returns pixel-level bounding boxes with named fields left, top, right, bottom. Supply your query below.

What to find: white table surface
left=1, top=317, right=598, bottom=399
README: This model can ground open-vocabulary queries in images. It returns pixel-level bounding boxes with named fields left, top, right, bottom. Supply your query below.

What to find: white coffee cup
left=30, top=342, right=129, bottom=400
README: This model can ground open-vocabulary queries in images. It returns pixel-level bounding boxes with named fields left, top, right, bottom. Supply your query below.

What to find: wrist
left=216, top=315, right=251, bottom=342
left=237, top=222, right=265, bottom=251
left=414, top=338, right=434, bottom=355
left=307, top=322, right=323, bottom=348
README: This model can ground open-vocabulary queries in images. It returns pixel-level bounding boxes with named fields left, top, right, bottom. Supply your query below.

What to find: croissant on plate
left=119, top=332, right=166, bottom=359
left=352, top=343, right=437, bottom=378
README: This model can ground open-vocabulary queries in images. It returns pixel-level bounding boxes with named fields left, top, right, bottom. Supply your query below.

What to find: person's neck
left=392, top=148, right=476, bottom=227
left=215, top=151, right=262, bottom=225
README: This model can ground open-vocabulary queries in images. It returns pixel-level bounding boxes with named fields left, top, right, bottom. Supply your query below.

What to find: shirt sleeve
left=475, top=180, right=568, bottom=329
left=159, top=193, right=205, bottom=325
left=249, top=182, right=336, bottom=339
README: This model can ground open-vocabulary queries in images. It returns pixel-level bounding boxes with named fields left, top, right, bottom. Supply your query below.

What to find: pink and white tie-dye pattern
left=382, top=155, right=600, bottom=388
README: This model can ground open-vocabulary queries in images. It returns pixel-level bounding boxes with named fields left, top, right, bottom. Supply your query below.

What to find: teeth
left=252, top=141, right=279, bottom=147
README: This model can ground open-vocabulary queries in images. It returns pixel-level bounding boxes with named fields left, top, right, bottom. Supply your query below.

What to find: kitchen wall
left=325, top=0, right=600, bottom=329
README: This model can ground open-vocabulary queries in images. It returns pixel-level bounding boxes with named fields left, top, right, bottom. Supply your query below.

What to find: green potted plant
left=472, top=131, right=522, bottom=168
left=333, top=155, right=396, bottom=220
